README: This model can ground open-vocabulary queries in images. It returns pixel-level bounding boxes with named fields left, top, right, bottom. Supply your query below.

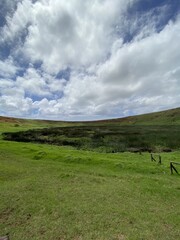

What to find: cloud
left=0, top=0, right=21, bottom=26
left=0, top=0, right=32, bottom=42
left=0, top=58, right=18, bottom=78
left=22, top=0, right=135, bottom=73
left=15, top=67, right=66, bottom=98
left=0, top=0, right=180, bottom=120
left=59, top=18, right=180, bottom=118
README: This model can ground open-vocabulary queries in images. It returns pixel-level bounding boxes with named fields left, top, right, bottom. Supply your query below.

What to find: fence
left=170, top=162, right=180, bottom=175
left=150, top=154, right=162, bottom=164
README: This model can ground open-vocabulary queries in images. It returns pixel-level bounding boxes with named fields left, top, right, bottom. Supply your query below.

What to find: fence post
left=158, top=155, right=162, bottom=164
left=170, top=162, right=179, bottom=175
left=170, top=162, right=173, bottom=174
left=151, top=154, right=156, bottom=162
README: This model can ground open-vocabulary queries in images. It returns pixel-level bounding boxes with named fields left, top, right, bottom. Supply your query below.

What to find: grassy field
left=3, top=125, right=180, bottom=153
left=0, top=109, right=180, bottom=239
left=0, top=117, right=73, bottom=135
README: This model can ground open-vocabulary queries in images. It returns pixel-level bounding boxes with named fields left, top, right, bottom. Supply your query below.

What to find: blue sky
left=0, top=0, right=180, bottom=120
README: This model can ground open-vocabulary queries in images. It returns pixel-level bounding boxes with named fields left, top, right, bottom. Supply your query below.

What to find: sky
left=0, top=0, right=180, bottom=120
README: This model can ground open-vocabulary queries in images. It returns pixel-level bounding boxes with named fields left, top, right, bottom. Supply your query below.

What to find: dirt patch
left=117, top=234, right=126, bottom=240
left=0, top=208, right=14, bottom=222
left=0, top=235, right=9, bottom=240
left=0, top=116, right=19, bottom=123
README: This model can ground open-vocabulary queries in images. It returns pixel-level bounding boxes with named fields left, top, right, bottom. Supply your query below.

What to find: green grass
left=1, top=107, right=180, bottom=129
left=3, top=125, right=180, bottom=153
left=0, top=119, right=71, bottom=135
left=2, top=107, right=180, bottom=152
left=0, top=110, right=180, bottom=239
left=0, top=141, right=180, bottom=239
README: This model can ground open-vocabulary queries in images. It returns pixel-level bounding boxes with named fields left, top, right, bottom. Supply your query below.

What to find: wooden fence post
left=170, top=162, right=180, bottom=175
left=158, top=155, right=162, bottom=164
left=151, top=154, right=156, bottom=162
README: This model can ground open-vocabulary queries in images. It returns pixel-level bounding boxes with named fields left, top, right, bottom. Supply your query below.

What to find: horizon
left=0, top=0, right=180, bottom=121
left=0, top=106, right=179, bottom=122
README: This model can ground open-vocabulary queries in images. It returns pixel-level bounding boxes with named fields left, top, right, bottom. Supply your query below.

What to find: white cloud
left=16, top=68, right=50, bottom=97
left=15, top=67, right=66, bottom=97
left=0, top=0, right=180, bottom=120
left=57, top=18, right=180, bottom=118
left=1, top=0, right=32, bottom=42
left=0, top=58, right=18, bottom=78
left=0, top=93, right=33, bottom=117
left=22, top=0, right=136, bottom=74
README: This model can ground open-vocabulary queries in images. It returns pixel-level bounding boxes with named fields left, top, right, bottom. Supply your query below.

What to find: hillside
left=94, top=107, right=180, bottom=125
left=2, top=108, right=180, bottom=153
left=0, top=107, right=180, bottom=130
left=0, top=116, right=71, bottom=134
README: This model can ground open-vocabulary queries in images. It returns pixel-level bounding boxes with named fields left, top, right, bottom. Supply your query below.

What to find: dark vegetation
left=3, top=125, right=180, bottom=153
left=2, top=107, right=180, bottom=153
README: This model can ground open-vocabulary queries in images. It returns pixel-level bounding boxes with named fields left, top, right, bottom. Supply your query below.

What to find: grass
left=3, top=125, right=180, bottom=153
left=0, top=118, right=72, bottom=135
left=0, top=141, right=180, bottom=239
left=0, top=109, right=180, bottom=239
left=2, top=108, right=180, bottom=152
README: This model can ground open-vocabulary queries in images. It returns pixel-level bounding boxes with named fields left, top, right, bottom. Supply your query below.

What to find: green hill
left=0, top=107, right=180, bottom=130
left=87, top=107, right=180, bottom=125
left=1, top=108, right=180, bottom=153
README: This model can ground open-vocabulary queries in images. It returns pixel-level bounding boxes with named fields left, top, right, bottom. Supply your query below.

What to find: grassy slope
left=2, top=108, right=180, bottom=153
left=0, top=108, right=180, bottom=239
left=1, top=107, right=180, bottom=130
left=93, top=107, right=180, bottom=125
left=0, top=117, right=72, bottom=134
